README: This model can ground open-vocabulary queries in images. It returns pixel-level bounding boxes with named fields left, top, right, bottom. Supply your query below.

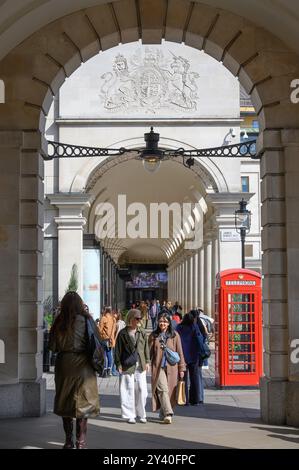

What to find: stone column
left=173, top=264, right=178, bottom=301
left=188, top=254, right=194, bottom=311
left=282, top=130, right=299, bottom=426
left=207, top=193, right=254, bottom=272
left=211, top=235, right=219, bottom=317
left=259, top=130, right=289, bottom=425
left=0, top=130, right=46, bottom=417
left=203, top=239, right=212, bottom=315
left=184, top=257, right=188, bottom=313
left=178, top=263, right=182, bottom=306
left=167, top=267, right=171, bottom=301
left=198, top=247, right=205, bottom=309
left=181, top=258, right=185, bottom=312
left=49, top=194, right=91, bottom=298
left=193, top=251, right=199, bottom=309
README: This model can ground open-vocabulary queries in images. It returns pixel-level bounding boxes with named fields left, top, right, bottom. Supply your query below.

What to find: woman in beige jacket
left=149, top=312, right=186, bottom=424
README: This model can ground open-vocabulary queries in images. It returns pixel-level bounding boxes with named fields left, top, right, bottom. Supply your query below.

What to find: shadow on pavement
left=0, top=413, right=231, bottom=449
left=251, top=426, right=299, bottom=445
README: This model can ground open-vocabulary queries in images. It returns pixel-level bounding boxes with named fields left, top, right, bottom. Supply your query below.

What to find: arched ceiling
left=0, top=0, right=299, bottom=62
left=86, top=155, right=209, bottom=265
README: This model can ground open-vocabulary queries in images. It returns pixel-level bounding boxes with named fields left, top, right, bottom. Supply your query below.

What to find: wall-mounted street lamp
left=235, top=199, right=251, bottom=269
left=46, top=127, right=258, bottom=173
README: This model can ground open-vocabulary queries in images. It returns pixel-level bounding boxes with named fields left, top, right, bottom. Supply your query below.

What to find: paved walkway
left=0, top=366, right=298, bottom=449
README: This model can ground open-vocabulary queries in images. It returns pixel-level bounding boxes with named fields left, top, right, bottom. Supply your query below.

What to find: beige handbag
left=177, top=380, right=186, bottom=405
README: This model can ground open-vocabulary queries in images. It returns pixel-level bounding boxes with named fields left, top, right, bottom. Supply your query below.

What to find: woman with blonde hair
left=49, top=291, right=100, bottom=449
left=115, top=309, right=150, bottom=423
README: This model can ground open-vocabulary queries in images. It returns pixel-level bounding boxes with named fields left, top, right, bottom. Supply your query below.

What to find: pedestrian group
left=49, top=294, right=213, bottom=448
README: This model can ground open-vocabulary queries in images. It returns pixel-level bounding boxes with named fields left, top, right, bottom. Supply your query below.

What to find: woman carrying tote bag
left=149, top=312, right=186, bottom=424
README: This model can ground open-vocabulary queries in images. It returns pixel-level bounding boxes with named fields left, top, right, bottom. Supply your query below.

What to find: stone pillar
left=204, top=239, right=212, bottom=315
left=259, top=130, right=289, bottom=425
left=282, top=130, right=299, bottom=426
left=174, top=267, right=178, bottom=301
left=184, top=257, right=188, bottom=313
left=193, top=251, right=199, bottom=309
left=167, top=267, right=171, bottom=301
left=211, top=235, right=219, bottom=317
left=0, top=130, right=46, bottom=417
left=180, top=258, right=185, bottom=312
left=178, top=263, right=182, bottom=306
left=177, top=264, right=181, bottom=304
left=207, top=193, right=253, bottom=272
left=198, top=247, right=204, bottom=309
left=49, top=194, right=91, bottom=298
left=186, top=254, right=193, bottom=311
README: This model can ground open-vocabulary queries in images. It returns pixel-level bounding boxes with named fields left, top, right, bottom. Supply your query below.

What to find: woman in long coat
left=49, top=291, right=100, bottom=449
left=149, top=312, right=186, bottom=424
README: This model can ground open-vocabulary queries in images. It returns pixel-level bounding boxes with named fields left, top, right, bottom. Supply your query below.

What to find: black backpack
left=86, top=317, right=105, bottom=376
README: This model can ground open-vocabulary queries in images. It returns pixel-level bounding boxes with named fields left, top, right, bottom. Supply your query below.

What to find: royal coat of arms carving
left=99, top=48, right=199, bottom=114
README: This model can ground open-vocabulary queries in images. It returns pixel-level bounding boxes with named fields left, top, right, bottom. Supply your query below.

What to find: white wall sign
left=220, top=229, right=240, bottom=242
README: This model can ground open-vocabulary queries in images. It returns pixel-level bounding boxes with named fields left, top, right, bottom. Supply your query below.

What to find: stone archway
left=0, top=0, right=299, bottom=425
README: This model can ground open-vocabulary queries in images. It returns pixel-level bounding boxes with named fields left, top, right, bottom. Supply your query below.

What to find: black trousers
left=184, top=362, right=201, bottom=405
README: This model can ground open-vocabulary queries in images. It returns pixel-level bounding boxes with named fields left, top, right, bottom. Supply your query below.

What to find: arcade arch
left=0, top=0, right=298, bottom=427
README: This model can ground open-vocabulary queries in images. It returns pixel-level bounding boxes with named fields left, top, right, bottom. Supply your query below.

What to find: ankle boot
left=62, top=417, right=74, bottom=449
left=76, top=418, right=88, bottom=449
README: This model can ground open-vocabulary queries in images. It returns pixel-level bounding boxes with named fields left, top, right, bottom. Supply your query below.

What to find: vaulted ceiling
left=0, top=0, right=299, bottom=62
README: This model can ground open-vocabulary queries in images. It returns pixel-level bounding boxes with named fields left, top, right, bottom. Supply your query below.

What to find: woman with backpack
left=114, top=309, right=150, bottom=424
left=49, top=291, right=100, bottom=449
left=149, top=312, right=186, bottom=424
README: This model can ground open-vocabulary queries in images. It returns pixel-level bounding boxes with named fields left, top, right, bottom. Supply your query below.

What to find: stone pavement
left=0, top=365, right=298, bottom=449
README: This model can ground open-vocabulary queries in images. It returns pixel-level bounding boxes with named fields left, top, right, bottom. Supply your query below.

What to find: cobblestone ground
left=0, top=348, right=298, bottom=449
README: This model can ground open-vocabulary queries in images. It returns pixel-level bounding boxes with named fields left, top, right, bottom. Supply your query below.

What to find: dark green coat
left=115, top=327, right=150, bottom=374
left=49, top=314, right=100, bottom=418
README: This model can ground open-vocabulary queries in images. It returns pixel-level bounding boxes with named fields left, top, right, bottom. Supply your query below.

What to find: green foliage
left=121, top=309, right=129, bottom=322
left=66, top=264, right=78, bottom=293
left=43, top=295, right=54, bottom=329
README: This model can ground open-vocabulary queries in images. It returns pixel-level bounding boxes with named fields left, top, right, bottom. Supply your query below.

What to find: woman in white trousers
left=115, top=309, right=150, bottom=424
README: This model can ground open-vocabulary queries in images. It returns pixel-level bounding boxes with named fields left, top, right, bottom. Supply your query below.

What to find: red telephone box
left=215, top=269, right=262, bottom=387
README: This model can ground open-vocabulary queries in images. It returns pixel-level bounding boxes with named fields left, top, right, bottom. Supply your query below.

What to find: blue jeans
left=104, top=342, right=113, bottom=370
left=151, top=316, right=157, bottom=330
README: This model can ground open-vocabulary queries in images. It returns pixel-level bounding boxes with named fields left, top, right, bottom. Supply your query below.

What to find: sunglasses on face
left=134, top=317, right=142, bottom=320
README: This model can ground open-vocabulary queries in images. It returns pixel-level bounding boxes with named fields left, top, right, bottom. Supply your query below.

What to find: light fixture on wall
left=46, top=127, right=258, bottom=170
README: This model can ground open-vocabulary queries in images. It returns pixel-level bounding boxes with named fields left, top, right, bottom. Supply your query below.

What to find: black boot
left=76, top=418, right=88, bottom=449
left=62, top=417, right=74, bottom=449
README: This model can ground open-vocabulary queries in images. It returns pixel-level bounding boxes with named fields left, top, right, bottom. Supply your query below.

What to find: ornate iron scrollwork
left=45, top=139, right=258, bottom=166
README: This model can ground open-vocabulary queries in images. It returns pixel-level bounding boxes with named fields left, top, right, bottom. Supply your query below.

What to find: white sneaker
left=139, top=418, right=147, bottom=423
left=127, top=418, right=136, bottom=424
left=163, top=416, right=172, bottom=424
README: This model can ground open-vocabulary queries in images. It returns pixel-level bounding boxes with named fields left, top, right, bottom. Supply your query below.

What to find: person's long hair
left=180, top=312, right=194, bottom=327
left=190, top=309, right=207, bottom=337
left=51, top=291, right=89, bottom=339
left=152, top=312, right=176, bottom=338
